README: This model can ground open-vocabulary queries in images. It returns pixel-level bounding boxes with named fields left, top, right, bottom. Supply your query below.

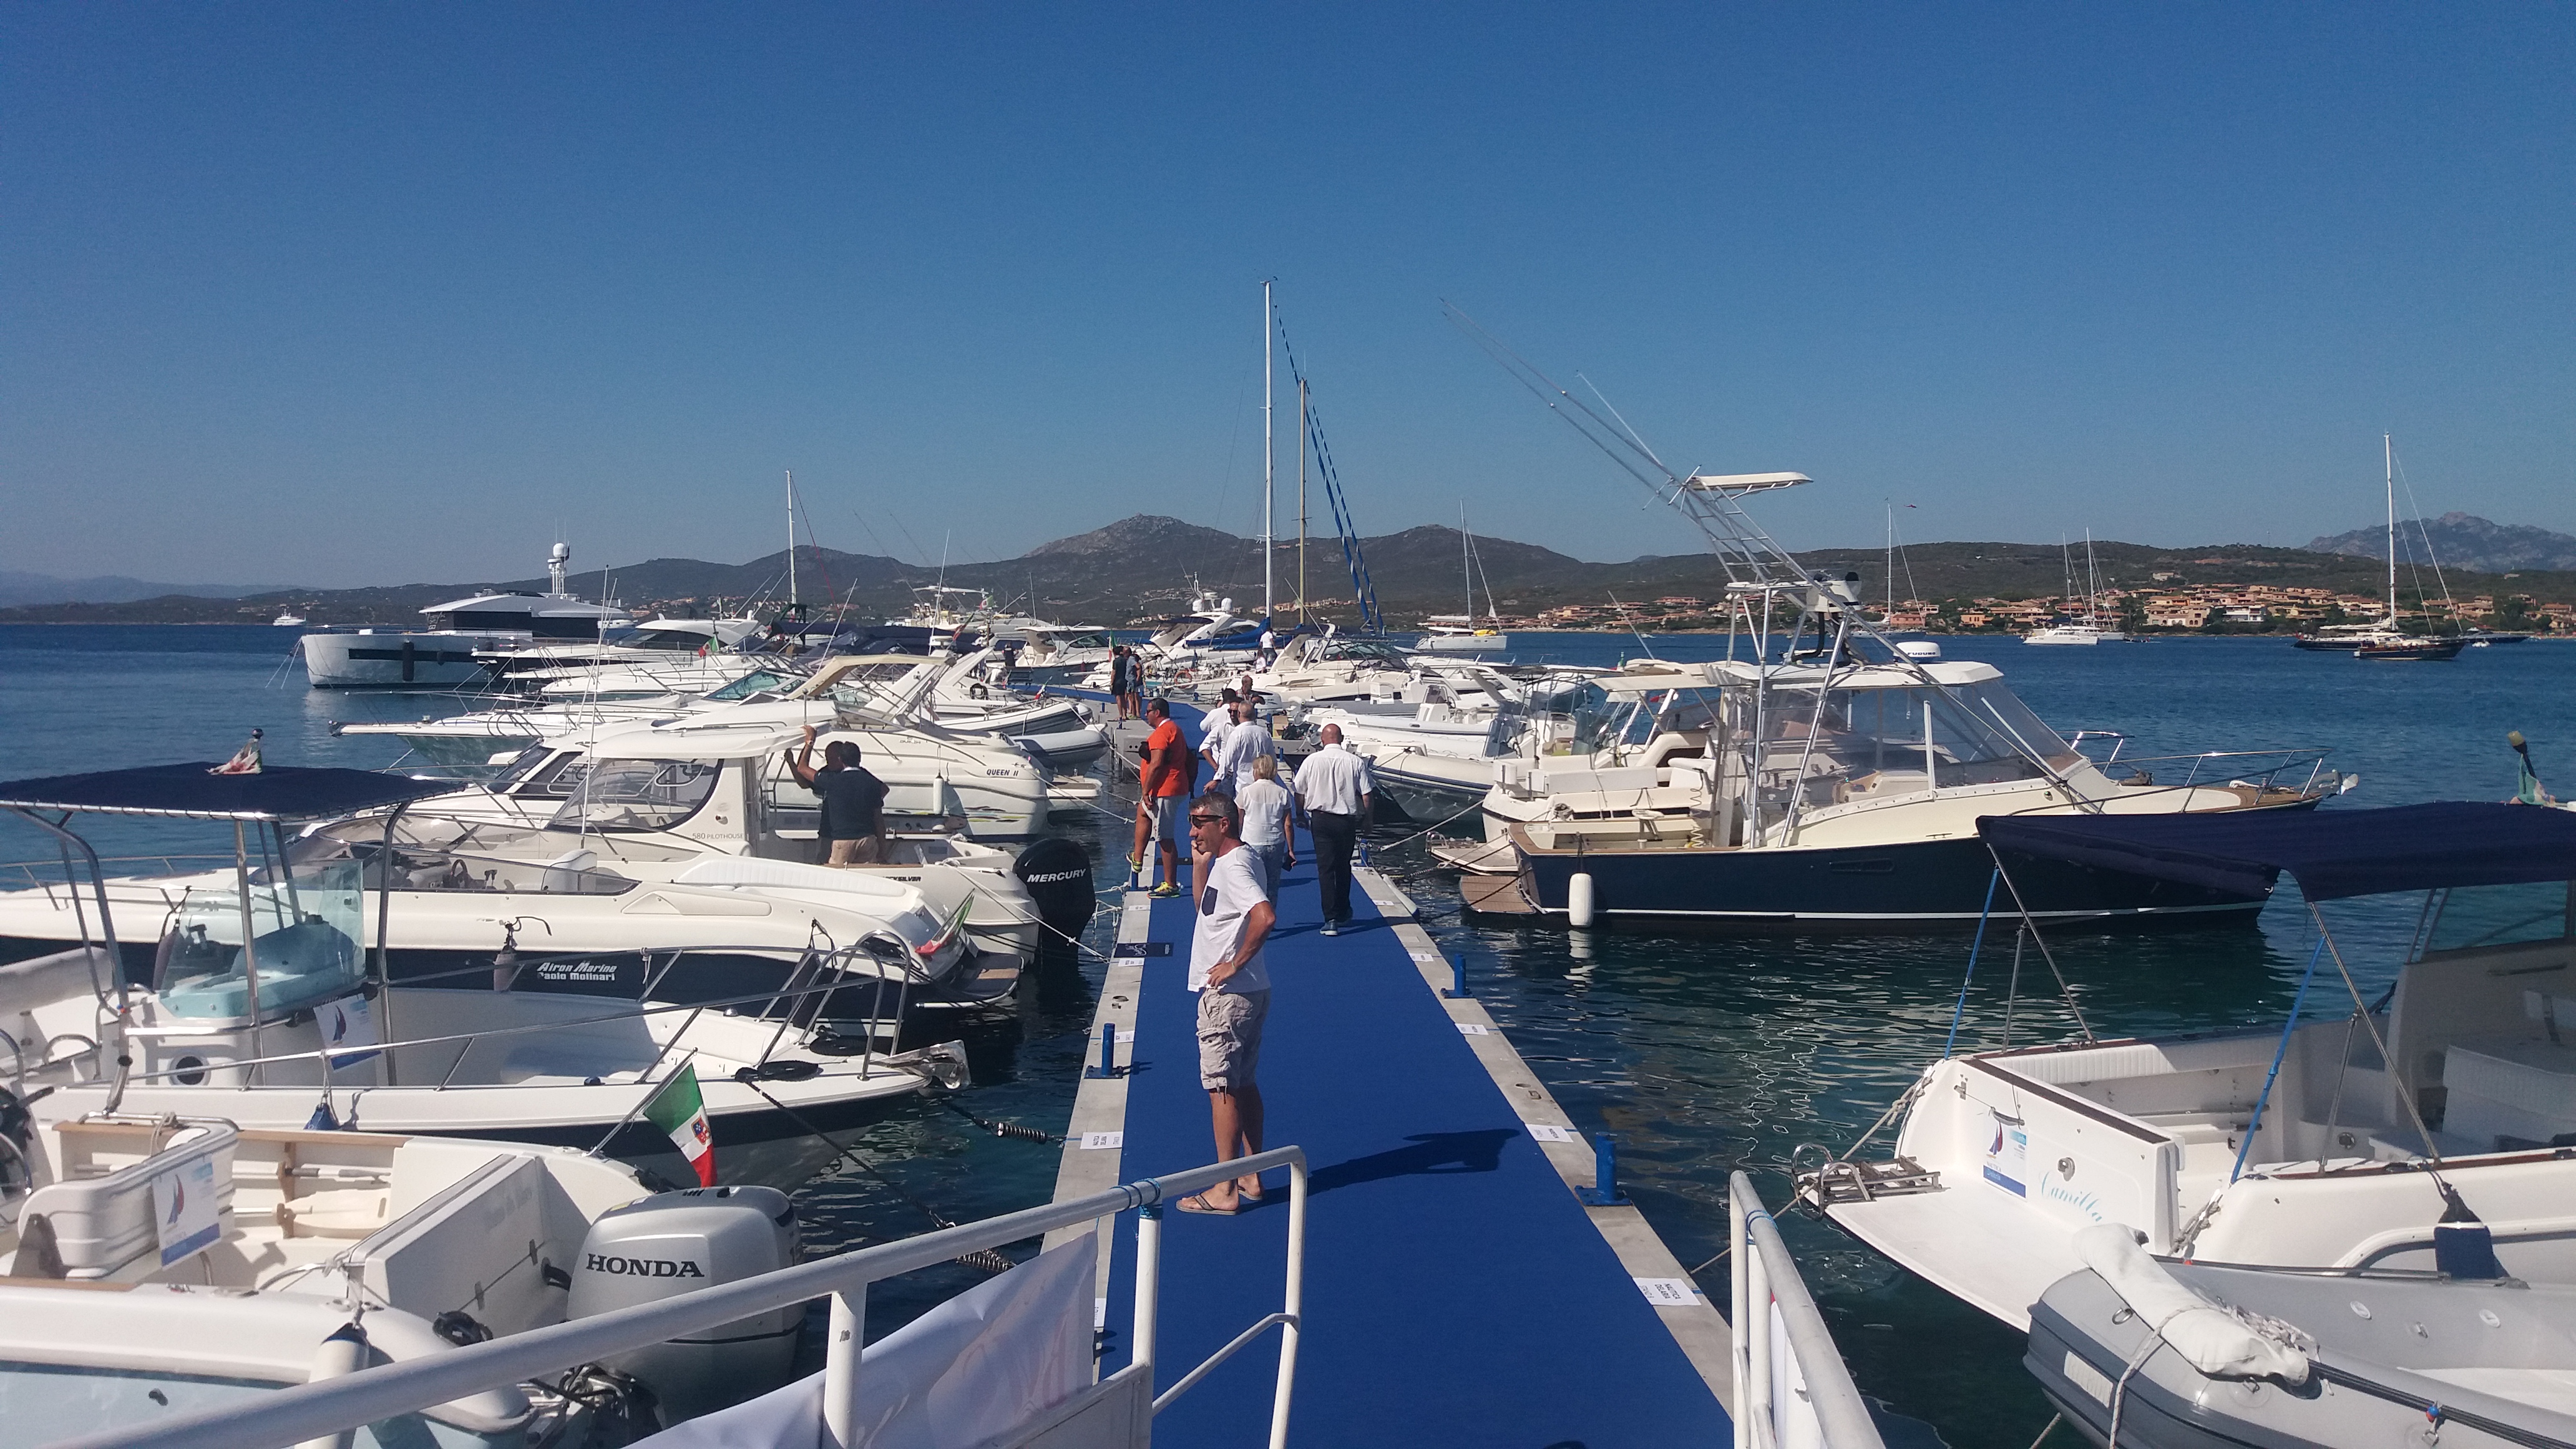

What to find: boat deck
left=1045, top=854, right=1731, bottom=1445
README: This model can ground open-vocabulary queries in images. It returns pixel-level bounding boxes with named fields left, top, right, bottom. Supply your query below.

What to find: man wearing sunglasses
left=1175, top=791, right=1277, bottom=1215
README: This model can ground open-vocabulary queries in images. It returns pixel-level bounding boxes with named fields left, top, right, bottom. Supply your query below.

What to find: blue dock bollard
left=1580, top=1131, right=1632, bottom=1206
left=1442, top=953, right=1470, bottom=999
left=1084, top=1023, right=1118, bottom=1080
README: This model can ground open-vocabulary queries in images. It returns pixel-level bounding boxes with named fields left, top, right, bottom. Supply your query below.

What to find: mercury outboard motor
left=567, top=1186, right=801, bottom=1421
left=1013, top=837, right=1095, bottom=952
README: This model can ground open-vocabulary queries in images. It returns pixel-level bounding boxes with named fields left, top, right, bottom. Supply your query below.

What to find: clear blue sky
left=5, top=4, right=2571, bottom=588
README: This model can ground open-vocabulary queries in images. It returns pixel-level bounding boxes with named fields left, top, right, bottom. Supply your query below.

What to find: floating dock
left=1046, top=840, right=1733, bottom=1444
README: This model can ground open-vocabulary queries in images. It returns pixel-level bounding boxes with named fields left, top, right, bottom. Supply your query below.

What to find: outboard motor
left=1013, top=837, right=1096, bottom=952
left=567, top=1186, right=801, bottom=1421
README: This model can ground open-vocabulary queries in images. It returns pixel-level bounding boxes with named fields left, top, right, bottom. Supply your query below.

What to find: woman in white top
left=1236, top=754, right=1295, bottom=899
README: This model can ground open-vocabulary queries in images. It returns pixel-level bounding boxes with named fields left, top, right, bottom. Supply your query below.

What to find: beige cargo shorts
left=1196, top=987, right=1271, bottom=1091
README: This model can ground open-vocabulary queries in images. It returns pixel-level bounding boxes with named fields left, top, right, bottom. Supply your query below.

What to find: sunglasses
left=1188, top=814, right=1225, bottom=826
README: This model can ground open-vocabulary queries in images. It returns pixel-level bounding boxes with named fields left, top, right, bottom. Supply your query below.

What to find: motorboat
left=270, top=612, right=306, bottom=628
left=1304, top=665, right=1604, bottom=821
left=2027, top=1223, right=2576, bottom=1449
left=0, top=728, right=1046, bottom=999
left=1247, top=634, right=1419, bottom=703
left=301, top=544, right=633, bottom=690
left=1802, top=803, right=2576, bottom=1332
left=997, top=620, right=1118, bottom=685
left=1456, top=618, right=2346, bottom=931
left=337, top=656, right=1085, bottom=835
left=1415, top=620, right=1512, bottom=653
left=0, top=763, right=966, bottom=1148
left=324, top=718, right=1068, bottom=962
left=0, top=1115, right=815, bottom=1438
left=1138, top=582, right=1262, bottom=665
left=2022, top=622, right=2110, bottom=646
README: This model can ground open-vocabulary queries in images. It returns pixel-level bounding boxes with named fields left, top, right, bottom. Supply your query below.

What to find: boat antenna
left=786, top=471, right=800, bottom=612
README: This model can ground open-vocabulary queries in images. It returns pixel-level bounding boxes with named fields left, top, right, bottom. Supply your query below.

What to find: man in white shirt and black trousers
left=1176, top=791, right=1276, bottom=1215
left=1291, top=723, right=1375, bottom=935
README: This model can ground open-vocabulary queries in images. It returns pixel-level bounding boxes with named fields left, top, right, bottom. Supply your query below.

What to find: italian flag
left=643, top=1063, right=718, bottom=1187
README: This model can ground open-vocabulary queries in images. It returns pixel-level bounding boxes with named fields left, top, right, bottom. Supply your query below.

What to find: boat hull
left=1507, top=833, right=2271, bottom=932
left=301, top=632, right=503, bottom=689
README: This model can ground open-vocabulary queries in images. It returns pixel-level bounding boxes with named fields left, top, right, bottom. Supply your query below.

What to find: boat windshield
left=1739, top=681, right=2076, bottom=789
left=545, top=759, right=721, bottom=832
left=0, top=1362, right=526, bottom=1448
left=2424, top=882, right=2575, bottom=955
left=703, top=668, right=798, bottom=701
left=155, top=856, right=366, bottom=1022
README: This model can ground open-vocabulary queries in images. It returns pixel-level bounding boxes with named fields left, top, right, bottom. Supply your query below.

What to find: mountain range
left=9, top=513, right=2576, bottom=625
left=2306, top=514, right=2576, bottom=573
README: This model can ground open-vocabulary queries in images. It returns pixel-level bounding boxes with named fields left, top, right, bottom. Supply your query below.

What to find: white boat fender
left=2070, top=1222, right=2311, bottom=1383
left=1568, top=872, right=1596, bottom=928
left=567, top=1186, right=803, bottom=1422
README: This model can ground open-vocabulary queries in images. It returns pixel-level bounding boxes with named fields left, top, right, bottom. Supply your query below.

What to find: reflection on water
left=5, top=626, right=2575, bottom=1445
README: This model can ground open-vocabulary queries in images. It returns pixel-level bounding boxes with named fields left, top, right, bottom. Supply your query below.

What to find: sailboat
left=1417, top=508, right=1511, bottom=653
left=2022, top=532, right=2127, bottom=645
left=2295, top=436, right=2460, bottom=659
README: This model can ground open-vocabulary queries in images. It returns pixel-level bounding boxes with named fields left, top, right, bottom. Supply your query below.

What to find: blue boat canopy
left=1978, top=803, right=2576, bottom=903
left=0, top=764, right=459, bottom=822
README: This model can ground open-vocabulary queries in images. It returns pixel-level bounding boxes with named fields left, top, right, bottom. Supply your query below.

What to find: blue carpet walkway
left=1093, top=848, right=1731, bottom=1447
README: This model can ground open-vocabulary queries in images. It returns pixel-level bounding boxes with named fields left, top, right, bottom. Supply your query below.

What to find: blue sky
left=5, top=4, right=2571, bottom=588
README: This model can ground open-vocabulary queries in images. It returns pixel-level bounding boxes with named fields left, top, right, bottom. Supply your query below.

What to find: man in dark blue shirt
left=789, top=725, right=890, bottom=865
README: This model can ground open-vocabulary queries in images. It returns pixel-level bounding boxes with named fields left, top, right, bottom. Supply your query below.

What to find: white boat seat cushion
left=2442, top=1036, right=2576, bottom=1150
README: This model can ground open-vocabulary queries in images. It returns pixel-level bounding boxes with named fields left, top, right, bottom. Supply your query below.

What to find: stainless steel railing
left=1730, top=1171, right=1885, bottom=1449
left=57, top=1146, right=1311, bottom=1449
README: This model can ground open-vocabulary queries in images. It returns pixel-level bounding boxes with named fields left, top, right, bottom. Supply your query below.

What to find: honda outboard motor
left=1013, top=837, right=1096, bottom=951
left=567, top=1186, right=801, bottom=1421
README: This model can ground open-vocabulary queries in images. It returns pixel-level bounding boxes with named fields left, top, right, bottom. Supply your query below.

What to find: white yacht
left=301, top=544, right=632, bottom=690
left=0, top=764, right=965, bottom=1149
left=1803, top=804, right=2576, bottom=1330
left=0, top=1116, right=814, bottom=1438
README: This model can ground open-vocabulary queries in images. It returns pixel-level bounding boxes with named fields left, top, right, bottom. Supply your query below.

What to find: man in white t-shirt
left=1198, top=693, right=1239, bottom=784
left=1215, top=698, right=1277, bottom=794
left=1175, top=791, right=1276, bottom=1216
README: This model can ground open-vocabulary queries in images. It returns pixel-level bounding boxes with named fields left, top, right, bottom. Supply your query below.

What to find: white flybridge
left=300, top=542, right=633, bottom=690
left=0, top=763, right=964, bottom=1153
left=1803, top=804, right=2576, bottom=1336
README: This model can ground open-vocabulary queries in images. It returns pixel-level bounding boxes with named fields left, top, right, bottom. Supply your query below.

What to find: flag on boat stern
left=644, top=1063, right=718, bottom=1187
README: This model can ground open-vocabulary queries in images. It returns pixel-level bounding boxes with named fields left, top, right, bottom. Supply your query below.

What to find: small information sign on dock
left=1080, top=1131, right=1124, bottom=1150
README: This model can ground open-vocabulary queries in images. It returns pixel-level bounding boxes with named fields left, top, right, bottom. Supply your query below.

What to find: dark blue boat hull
left=1512, top=833, right=2273, bottom=934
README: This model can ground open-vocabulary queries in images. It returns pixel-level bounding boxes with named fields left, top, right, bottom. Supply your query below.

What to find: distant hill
left=2308, top=514, right=2576, bottom=574
left=10, top=514, right=2576, bottom=626
left=0, top=570, right=298, bottom=608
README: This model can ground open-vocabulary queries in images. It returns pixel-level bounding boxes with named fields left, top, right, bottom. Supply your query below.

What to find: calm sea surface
left=4, top=623, right=2572, bottom=1446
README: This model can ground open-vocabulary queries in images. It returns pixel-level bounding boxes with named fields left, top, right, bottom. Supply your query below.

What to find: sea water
left=3, top=624, right=2571, bottom=1446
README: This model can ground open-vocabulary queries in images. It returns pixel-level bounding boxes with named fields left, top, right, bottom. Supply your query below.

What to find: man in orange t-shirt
left=1132, top=698, right=1194, bottom=895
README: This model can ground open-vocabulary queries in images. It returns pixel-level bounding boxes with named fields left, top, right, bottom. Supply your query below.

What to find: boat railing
left=80, top=939, right=944, bottom=1093
left=59, top=1145, right=1310, bottom=1449
left=1730, top=1171, right=1886, bottom=1449
left=2079, top=744, right=2339, bottom=798
left=0, top=854, right=240, bottom=903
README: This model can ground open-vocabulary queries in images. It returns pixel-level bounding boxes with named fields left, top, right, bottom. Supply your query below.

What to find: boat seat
left=2442, top=1034, right=2576, bottom=1152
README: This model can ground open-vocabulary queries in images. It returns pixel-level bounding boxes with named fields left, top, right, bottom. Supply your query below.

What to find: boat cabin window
left=155, top=857, right=366, bottom=1022
left=703, top=668, right=796, bottom=701
left=2422, top=881, right=2575, bottom=955
left=485, top=744, right=553, bottom=789
left=510, top=752, right=593, bottom=799
left=622, top=626, right=712, bottom=651
left=544, top=758, right=721, bottom=831
left=1733, top=681, right=2074, bottom=789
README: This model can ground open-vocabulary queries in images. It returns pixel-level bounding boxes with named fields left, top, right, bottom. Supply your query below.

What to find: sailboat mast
left=2384, top=432, right=2398, bottom=627
left=1262, top=280, right=1274, bottom=625
left=785, top=471, right=799, bottom=610
left=1298, top=376, right=1309, bottom=624
left=1461, top=504, right=1471, bottom=621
